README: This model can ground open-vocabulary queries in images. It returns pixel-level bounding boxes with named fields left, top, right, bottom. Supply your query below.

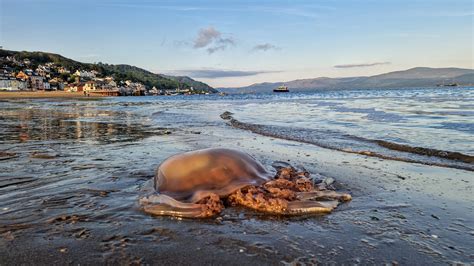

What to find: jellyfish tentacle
left=286, top=200, right=339, bottom=214
left=140, top=194, right=204, bottom=218
left=296, top=190, right=352, bottom=202
left=143, top=202, right=204, bottom=218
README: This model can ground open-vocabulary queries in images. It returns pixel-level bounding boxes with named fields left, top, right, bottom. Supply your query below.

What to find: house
left=0, top=78, right=27, bottom=91
left=149, top=86, right=159, bottom=95
left=0, top=78, right=15, bottom=91
left=107, top=80, right=117, bottom=87
left=58, top=67, right=70, bottom=74
left=16, top=71, right=29, bottom=81
left=24, top=69, right=34, bottom=76
left=13, top=80, right=28, bottom=90
left=43, top=81, right=51, bottom=90
left=30, top=75, right=45, bottom=90
left=65, top=84, right=76, bottom=92
left=48, top=78, right=63, bottom=90
left=83, top=81, right=96, bottom=91
left=36, top=65, right=51, bottom=77
left=65, top=83, right=86, bottom=92
left=74, top=70, right=96, bottom=79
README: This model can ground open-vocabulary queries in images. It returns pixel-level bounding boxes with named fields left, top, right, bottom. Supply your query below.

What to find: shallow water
left=227, top=88, right=474, bottom=166
left=0, top=87, right=473, bottom=264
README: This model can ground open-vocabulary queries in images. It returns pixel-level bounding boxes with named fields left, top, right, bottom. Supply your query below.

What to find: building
left=0, top=78, right=15, bottom=91
left=74, top=70, right=96, bottom=79
left=43, top=81, right=51, bottom=90
left=65, top=84, right=78, bottom=92
left=48, top=78, right=65, bottom=90
left=0, top=78, right=28, bottom=91
left=30, top=75, right=45, bottom=91
left=36, top=65, right=51, bottom=77
left=16, top=71, right=29, bottom=81
left=149, top=86, right=159, bottom=95
left=58, top=67, right=70, bottom=74
left=24, top=69, right=34, bottom=76
left=83, top=81, right=97, bottom=91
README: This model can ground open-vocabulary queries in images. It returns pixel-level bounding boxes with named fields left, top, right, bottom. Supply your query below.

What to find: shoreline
left=220, top=111, right=474, bottom=171
left=0, top=91, right=105, bottom=99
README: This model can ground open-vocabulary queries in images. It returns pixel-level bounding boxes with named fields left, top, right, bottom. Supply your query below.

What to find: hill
left=0, top=49, right=216, bottom=92
left=220, top=67, right=474, bottom=93
left=162, top=75, right=214, bottom=91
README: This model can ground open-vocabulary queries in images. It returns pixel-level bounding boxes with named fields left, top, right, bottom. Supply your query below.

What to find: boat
left=273, top=85, right=289, bottom=92
left=436, top=83, right=459, bottom=87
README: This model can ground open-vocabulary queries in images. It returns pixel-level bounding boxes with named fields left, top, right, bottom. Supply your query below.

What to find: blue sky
left=1, top=0, right=473, bottom=87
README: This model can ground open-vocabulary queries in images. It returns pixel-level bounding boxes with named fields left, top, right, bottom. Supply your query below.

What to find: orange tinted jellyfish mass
left=139, top=148, right=351, bottom=218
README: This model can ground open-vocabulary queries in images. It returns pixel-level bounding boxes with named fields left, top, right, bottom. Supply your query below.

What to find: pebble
left=324, top=177, right=334, bottom=186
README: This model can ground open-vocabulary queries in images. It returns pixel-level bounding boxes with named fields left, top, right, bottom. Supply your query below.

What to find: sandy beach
left=0, top=91, right=473, bottom=265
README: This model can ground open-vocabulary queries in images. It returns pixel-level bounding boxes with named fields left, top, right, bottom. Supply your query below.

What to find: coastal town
left=0, top=54, right=210, bottom=96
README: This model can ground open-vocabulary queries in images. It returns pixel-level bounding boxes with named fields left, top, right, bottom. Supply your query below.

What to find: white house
left=0, top=78, right=28, bottom=91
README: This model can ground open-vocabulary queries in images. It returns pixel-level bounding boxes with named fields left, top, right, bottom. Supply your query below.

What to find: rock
left=271, top=161, right=292, bottom=170
left=220, top=111, right=234, bottom=120
left=323, top=177, right=335, bottom=186
left=370, top=216, right=380, bottom=221
left=30, top=152, right=57, bottom=159
left=0, top=151, right=17, bottom=161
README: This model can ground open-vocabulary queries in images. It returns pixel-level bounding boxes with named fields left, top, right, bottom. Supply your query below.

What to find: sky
left=1, top=0, right=473, bottom=87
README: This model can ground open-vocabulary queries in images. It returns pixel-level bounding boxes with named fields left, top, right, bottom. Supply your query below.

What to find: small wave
left=220, top=111, right=474, bottom=171
left=373, top=140, right=473, bottom=164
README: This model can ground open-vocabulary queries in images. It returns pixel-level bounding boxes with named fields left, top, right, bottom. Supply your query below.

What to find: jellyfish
left=140, top=148, right=351, bottom=218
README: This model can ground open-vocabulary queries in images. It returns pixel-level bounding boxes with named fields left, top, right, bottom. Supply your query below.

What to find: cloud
left=252, top=43, right=279, bottom=52
left=334, top=62, right=391, bottom=68
left=217, top=37, right=236, bottom=46
left=192, top=27, right=236, bottom=54
left=207, top=45, right=226, bottom=54
left=169, top=69, right=280, bottom=78
left=193, top=27, right=221, bottom=48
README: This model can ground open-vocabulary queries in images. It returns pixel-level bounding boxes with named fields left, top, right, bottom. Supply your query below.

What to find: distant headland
left=220, top=67, right=474, bottom=94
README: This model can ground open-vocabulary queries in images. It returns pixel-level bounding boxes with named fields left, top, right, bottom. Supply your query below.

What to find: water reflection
left=0, top=107, right=169, bottom=144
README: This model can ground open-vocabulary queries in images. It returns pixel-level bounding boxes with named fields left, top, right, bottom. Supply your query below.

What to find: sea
left=1, top=86, right=473, bottom=264
left=1, top=86, right=473, bottom=170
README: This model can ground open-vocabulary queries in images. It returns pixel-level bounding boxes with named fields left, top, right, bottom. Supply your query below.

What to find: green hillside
left=0, top=49, right=216, bottom=92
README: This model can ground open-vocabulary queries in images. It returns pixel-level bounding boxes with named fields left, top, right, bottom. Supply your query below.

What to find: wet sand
left=0, top=98, right=473, bottom=265
left=0, top=91, right=99, bottom=98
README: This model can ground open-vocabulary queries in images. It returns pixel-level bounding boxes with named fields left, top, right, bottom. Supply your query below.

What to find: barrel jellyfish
left=139, top=148, right=351, bottom=218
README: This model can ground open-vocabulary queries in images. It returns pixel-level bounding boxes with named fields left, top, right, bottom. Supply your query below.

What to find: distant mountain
left=220, top=67, right=474, bottom=93
left=0, top=49, right=216, bottom=92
